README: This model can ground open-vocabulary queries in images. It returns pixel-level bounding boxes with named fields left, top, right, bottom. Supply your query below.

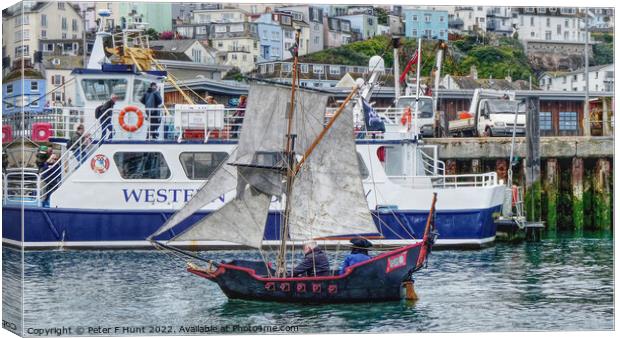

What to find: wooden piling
left=571, top=157, right=584, bottom=235
left=495, top=159, right=508, bottom=183
left=593, top=158, right=612, bottom=232
left=544, top=159, right=559, bottom=232
left=446, top=160, right=457, bottom=175
left=525, top=97, right=542, bottom=222
left=471, top=159, right=481, bottom=174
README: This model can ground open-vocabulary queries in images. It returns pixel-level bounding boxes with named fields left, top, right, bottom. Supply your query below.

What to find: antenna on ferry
left=87, top=9, right=112, bottom=69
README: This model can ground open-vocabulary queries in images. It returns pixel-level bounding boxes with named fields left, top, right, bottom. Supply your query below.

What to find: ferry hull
left=2, top=205, right=499, bottom=250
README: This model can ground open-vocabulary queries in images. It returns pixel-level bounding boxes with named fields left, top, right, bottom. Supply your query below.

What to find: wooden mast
left=276, top=29, right=301, bottom=277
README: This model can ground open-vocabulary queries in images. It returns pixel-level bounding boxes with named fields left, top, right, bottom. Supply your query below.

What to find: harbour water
left=3, top=232, right=613, bottom=334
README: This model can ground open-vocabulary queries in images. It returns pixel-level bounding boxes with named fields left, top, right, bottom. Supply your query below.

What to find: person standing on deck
left=140, top=82, right=163, bottom=140
left=95, top=94, right=118, bottom=140
left=230, top=95, right=246, bottom=138
left=292, top=241, right=330, bottom=277
left=339, top=238, right=373, bottom=275
left=68, top=124, right=86, bottom=163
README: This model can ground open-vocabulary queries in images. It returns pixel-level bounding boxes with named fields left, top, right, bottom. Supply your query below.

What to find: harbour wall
left=425, top=136, right=613, bottom=233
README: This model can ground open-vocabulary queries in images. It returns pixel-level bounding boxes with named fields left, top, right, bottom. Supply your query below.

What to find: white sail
left=148, top=155, right=238, bottom=239
left=148, top=84, right=329, bottom=244
left=232, top=84, right=328, bottom=195
left=171, top=187, right=272, bottom=248
left=287, top=104, right=378, bottom=240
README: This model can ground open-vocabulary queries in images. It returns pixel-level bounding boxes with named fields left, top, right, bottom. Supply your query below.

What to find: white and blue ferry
left=2, top=26, right=505, bottom=250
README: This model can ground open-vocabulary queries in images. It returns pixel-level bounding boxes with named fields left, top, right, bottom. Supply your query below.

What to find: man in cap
left=292, top=241, right=330, bottom=277
left=339, top=238, right=373, bottom=275
left=95, top=94, right=119, bottom=140
left=140, top=82, right=163, bottom=139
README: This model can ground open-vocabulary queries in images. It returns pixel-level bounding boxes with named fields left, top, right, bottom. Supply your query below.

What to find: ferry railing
left=38, top=112, right=113, bottom=201
left=385, top=172, right=498, bottom=189
left=3, top=169, right=41, bottom=206
left=1, top=107, right=86, bottom=140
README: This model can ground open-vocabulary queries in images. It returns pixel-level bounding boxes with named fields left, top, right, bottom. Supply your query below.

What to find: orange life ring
left=118, top=106, right=144, bottom=132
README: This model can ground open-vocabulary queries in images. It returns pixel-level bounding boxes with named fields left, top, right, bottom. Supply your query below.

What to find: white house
left=453, top=6, right=487, bottom=32
left=513, top=7, right=588, bottom=43
left=149, top=40, right=217, bottom=65
left=539, top=64, right=614, bottom=92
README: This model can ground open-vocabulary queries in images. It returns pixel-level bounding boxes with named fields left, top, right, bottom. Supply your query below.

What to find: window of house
left=300, top=64, right=309, bottom=73
left=424, top=14, right=431, bottom=22
left=267, top=63, right=274, bottom=72
left=412, top=29, right=417, bottom=37
left=329, top=65, right=340, bottom=75
left=72, top=19, right=78, bottom=31
left=439, top=16, right=445, bottom=22
left=412, top=15, right=418, bottom=21
left=180, top=152, right=229, bottom=180
left=114, top=152, right=171, bottom=180
left=6, top=84, right=13, bottom=94
left=41, top=30, right=46, bottom=38
left=546, top=18, right=550, bottom=27
left=557, top=24, right=561, bottom=34
left=559, top=112, right=577, bottom=130
left=313, top=65, right=324, bottom=74
left=367, top=17, right=374, bottom=25
left=41, top=14, right=47, bottom=27
left=61, top=17, right=67, bottom=30
left=282, top=63, right=292, bottom=72
left=530, top=17, right=534, bottom=26
left=539, top=112, right=552, bottom=130
left=31, top=81, right=38, bottom=92
left=545, top=31, right=552, bottom=40
left=58, top=2, right=65, bottom=10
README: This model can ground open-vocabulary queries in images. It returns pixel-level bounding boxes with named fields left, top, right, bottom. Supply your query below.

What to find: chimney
left=470, top=65, right=478, bottom=80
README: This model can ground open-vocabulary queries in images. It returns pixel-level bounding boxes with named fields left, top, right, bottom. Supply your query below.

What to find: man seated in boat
left=291, top=241, right=330, bottom=277
left=339, top=238, right=373, bottom=275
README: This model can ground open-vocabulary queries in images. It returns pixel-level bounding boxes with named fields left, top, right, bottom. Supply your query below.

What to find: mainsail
left=287, top=104, right=378, bottom=240
left=148, top=83, right=330, bottom=247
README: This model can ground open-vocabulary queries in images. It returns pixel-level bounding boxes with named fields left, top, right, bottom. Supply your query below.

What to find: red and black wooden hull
left=188, top=242, right=429, bottom=303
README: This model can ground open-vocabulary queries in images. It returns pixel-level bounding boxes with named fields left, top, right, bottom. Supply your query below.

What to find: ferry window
left=114, top=152, right=171, bottom=180
left=357, top=152, right=369, bottom=179
left=395, top=98, right=433, bottom=118
left=133, top=80, right=151, bottom=102
left=180, top=152, right=229, bottom=180
left=81, top=79, right=127, bottom=101
left=384, top=146, right=403, bottom=176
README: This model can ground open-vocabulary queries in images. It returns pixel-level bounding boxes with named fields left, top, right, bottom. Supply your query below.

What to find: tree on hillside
left=375, top=7, right=388, bottom=26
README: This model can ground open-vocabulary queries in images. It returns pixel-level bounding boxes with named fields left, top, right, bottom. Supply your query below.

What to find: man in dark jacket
left=140, top=82, right=163, bottom=139
left=95, top=94, right=118, bottom=140
left=292, top=241, right=330, bottom=277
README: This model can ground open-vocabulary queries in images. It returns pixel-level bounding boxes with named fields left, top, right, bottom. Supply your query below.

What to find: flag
left=362, top=98, right=385, bottom=132
left=399, top=50, right=419, bottom=83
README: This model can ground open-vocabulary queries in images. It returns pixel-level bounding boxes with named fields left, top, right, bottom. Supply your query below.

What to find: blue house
left=2, top=68, right=47, bottom=115
left=252, top=13, right=283, bottom=62
left=403, top=9, right=448, bottom=40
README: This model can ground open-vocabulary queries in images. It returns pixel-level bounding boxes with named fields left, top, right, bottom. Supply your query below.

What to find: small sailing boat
left=148, top=32, right=438, bottom=303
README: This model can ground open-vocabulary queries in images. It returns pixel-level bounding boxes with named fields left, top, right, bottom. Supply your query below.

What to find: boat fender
left=400, top=107, right=412, bottom=126
left=512, top=185, right=519, bottom=206
left=328, top=285, right=337, bottom=294
left=400, top=280, right=418, bottom=301
left=118, top=106, right=145, bottom=132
